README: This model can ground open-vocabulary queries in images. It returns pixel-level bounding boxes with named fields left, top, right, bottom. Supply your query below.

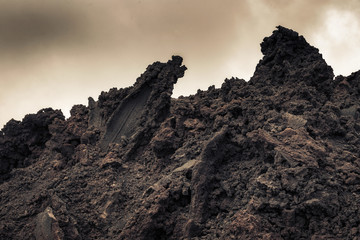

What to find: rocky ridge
left=1, top=26, right=360, bottom=239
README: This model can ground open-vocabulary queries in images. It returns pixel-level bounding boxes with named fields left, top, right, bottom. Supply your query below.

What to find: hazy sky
left=1, top=0, right=360, bottom=127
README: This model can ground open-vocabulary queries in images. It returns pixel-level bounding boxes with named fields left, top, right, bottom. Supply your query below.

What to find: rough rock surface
left=1, top=26, right=360, bottom=239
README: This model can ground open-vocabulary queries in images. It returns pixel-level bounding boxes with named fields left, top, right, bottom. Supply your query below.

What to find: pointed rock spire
left=250, top=26, right=334, bottom=96
left=99, top=56, right=187, bottom=151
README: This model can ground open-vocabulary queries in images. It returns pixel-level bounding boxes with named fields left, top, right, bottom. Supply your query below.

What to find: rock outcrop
left=1, top=26, right=360, bottom=239
left=0, top=108, right=64, bottom=178
left=99, top=56, right=186, bottom=157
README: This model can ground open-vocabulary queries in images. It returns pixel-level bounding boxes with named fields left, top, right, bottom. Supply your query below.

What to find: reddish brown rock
left=1, top=27, right=360, bottom=239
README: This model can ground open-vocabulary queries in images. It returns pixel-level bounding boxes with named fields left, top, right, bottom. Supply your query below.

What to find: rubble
left=1, top=26, right=360, bottom=239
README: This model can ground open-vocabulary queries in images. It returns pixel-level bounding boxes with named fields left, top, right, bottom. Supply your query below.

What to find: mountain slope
left=1, top=26, right=360, bottom=239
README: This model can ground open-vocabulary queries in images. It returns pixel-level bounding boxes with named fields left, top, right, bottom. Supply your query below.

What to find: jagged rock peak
left=260, top=25, right=317, bottom=57
left=251, top=26, right=334, bottom=96
left=99, top=56, right=186, bottom=151
left=134, top=55, right=186, bottom=88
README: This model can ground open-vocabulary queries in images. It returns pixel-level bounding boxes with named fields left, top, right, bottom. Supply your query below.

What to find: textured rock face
left=1, top=27, right=360, bottom=239
left=253, top=26, right=334, bottom=86
left=0, top=108, right=64, bottom=177
left=99, top=56, right=186, bottom=154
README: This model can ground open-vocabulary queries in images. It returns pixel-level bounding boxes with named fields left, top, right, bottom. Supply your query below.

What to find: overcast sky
left=1, top=0, right=360, bottom=128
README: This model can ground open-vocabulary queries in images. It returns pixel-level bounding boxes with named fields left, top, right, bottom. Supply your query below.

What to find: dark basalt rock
left=251, top=26, right=334, bottom=98
left=99, top=56, right=186, bottom=153
left=0, top=108, right=64, bottom=177
left=1, top=26, right=360, bottom=240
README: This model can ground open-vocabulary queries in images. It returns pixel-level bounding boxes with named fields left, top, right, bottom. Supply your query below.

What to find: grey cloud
left=0, top=1, right=88, bottom=55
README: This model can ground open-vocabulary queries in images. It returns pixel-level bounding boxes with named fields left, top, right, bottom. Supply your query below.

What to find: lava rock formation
left=1, top=26, right=360, bottom=239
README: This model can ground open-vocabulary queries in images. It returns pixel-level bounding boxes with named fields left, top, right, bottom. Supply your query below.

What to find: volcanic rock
left=1, top=26, right=360, bottom=239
